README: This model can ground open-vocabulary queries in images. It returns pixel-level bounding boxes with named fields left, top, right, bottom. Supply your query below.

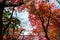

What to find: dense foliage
left=0, top=0, right=60, bottom=40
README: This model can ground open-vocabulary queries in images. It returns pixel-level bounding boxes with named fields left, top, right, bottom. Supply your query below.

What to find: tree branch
left=46, top=15, right=51, bottom=30
left=0, top=0, right=7, bottom=5
left=5, top=2, right=24, bottom=7
left=37, top=13, right=46, bottom=31
left=2, top=7, right=15, bottom=35
left=46, top=8, right=51, bottom=30
left=41, top=16, right=47, bottom=31
left=56, top=0, right=60, bottom=4
left=2, top=0, right=7, bottom=3
left=0, top=2, right=24, bottom=7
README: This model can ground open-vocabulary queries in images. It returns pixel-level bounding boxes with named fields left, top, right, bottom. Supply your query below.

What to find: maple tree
left=0, top=0, right=60, bottom=40
left=23, top=0, right=60, bottom=40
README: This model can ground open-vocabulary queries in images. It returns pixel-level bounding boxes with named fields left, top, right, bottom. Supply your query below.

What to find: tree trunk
left=45, top=30, right=50, bottom=40
left=40, top=16, right=50, bottom=40
left=0, top=6, right=4, bottom=40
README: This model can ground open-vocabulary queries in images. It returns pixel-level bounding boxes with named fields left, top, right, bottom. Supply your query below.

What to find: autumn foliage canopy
left=1, top=0, right=60, bottom=40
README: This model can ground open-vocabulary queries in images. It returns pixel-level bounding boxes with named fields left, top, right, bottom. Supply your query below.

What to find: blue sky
left=13, top=8, right=33, bottom=35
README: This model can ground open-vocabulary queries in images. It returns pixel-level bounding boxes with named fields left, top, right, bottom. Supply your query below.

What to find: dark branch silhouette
left=0, top=0, right=24, bottom=40
left=0, top=1, right=24, bottom=7
left=56, top=0, right=60, bottom=4
left=3, top=7, right=15, bottom=36
left=46, top=9, right=51, bottom=30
